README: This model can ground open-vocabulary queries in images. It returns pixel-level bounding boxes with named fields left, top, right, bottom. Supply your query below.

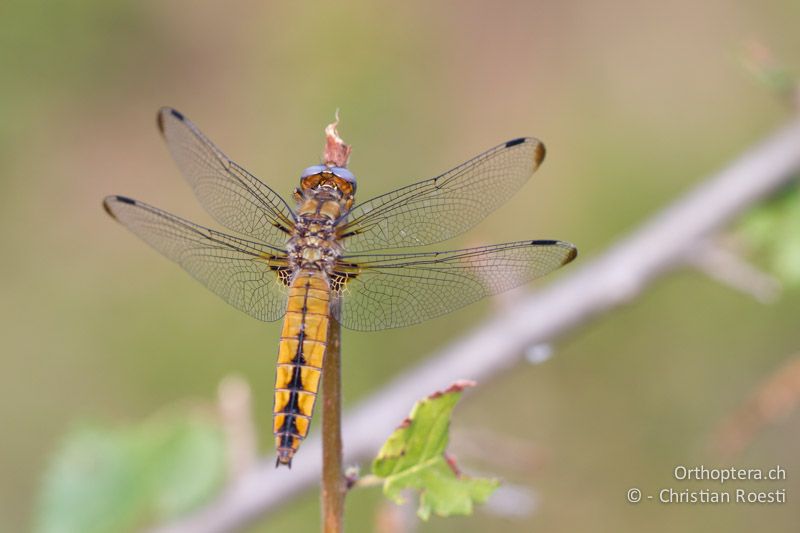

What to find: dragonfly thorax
left=288, top=186, right=350, bottom=273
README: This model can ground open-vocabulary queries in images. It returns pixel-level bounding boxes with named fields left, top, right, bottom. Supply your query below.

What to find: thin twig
left=150, top=118, right=800, bottom=533
left=321, top=299, right=345, bottom=532
left=319, top=113, right=351, bottom=532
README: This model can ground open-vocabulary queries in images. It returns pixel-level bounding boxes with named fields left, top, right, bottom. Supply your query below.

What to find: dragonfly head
left=299, top=165, right=357, bottom=199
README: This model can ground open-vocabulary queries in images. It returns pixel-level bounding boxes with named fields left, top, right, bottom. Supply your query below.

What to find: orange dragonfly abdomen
left=273, top=269, right=331, bottom=466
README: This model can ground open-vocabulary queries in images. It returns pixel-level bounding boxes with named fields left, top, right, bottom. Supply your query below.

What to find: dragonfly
left=103, top=108, right=577, bottom=467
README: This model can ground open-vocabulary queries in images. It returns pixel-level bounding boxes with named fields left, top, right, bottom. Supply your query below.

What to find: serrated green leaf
left=371, top=380, right=499, bottom=520
left=36, top=416, right=225, bottom=533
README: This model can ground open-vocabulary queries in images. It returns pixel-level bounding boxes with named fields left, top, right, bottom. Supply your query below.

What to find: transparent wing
left=157, top=107, right=296, bottom=246
left=333, top=239, right=576, bottom=331
left=103, top=195, right=291, bottom=322
left=338, top=138, right=545, bottom=253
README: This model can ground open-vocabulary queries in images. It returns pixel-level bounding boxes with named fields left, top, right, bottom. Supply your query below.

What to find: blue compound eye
left=300, top=165, right=327, bottom=179
left=330, top=167, right=355, bottom=183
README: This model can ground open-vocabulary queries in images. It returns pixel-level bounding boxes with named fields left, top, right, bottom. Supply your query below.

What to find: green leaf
left=36, top=415, right=225, bottom=533
left=738, top=181, right=800, bottom=286
left=371, top=380, right=499, bottom=520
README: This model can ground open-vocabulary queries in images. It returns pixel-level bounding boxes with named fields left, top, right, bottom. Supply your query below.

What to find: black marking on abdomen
left=293, top=327, right=306, bottom=365
left=282, top=392, right=302, bottom=415
left=289, top=363, right=304, bottom=390
left=278, top=278, right=313, bottom=426
left=279, top=432, right=295, bottom=448
left=279, top=415, right=299, bottom=435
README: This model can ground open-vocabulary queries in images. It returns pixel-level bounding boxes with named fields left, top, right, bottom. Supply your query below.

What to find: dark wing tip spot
left=534, top=142, right=546, bottom=166
left=563, top=245, right=578, bottom=264
left=103, top=195, right=135, bottom=219
left=506, top=137, right=546, bottom=167
left=115, top=195, right=136, bottom=205
left=531, top=240, right=578, bottom=265
left=102, top=198, right=116, bottom=218
left=505, top=137, right=527, bottom=148
left=156, top=107, right=184, bottom=134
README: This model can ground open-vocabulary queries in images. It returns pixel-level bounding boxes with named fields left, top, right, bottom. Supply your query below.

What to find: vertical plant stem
left=321, top=298, right=344, bottom=532
left=321, top=113, right=349, bottom=532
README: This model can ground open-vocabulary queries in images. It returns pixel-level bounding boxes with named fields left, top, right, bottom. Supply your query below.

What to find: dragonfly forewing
left=338, top=137, right=545, bottom=253
left=157, top=107, right=296, bottom=247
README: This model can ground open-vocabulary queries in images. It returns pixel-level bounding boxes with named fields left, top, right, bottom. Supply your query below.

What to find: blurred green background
left=2, top=1, right=799, bottom=531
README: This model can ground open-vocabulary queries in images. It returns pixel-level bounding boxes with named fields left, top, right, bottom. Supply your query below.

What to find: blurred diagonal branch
left=151, top=118, right=800, bottom=533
